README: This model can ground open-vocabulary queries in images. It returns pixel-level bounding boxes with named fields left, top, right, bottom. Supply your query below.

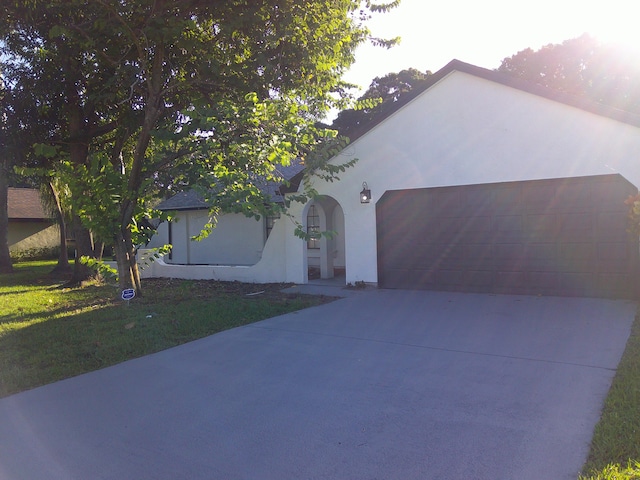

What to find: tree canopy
left=331, top=67, right=432, bottom=137
left=1, top=0, right=399, bottom=291
left=498, top=33, right=640, bottom=114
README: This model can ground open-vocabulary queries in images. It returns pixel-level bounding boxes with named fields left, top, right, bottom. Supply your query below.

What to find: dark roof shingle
left=8, top=188, right=49, bottom=220
left=156, top=159, right=305, bottom=211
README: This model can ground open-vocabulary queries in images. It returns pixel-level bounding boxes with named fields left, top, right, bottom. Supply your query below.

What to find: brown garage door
left=376, top=174, right=639, bottom=298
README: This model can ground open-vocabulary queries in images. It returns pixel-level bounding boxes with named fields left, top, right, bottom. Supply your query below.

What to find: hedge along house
left=142, top=60, right=640, bottom=299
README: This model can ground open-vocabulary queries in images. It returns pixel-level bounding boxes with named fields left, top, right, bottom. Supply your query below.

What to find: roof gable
left=8, top=188, right=49, bottom=220
left=345, top=59, right=640, bottom=143
left=282, top=59, right=640, bottom=194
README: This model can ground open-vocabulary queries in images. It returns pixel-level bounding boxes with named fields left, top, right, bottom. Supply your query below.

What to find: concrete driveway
left=0, top=290, right=635, bottom=480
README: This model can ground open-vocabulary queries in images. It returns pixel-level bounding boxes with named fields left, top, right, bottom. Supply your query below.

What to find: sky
left=342, top=0, right=640, bottom=93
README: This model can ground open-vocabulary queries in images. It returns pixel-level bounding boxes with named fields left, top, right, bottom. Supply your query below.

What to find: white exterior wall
left=9, top=223, right=58, bottom=252
left=8, top=222, right=54, bottom=247
left=331, top=206, right=345, bottom=269
left=149, top=211, right=265, bottom=266
left=141, top=68, right=640, bottom=285
left=139, top=213, right=298, bottom=282
left=283, top=70, right=640, bottom=285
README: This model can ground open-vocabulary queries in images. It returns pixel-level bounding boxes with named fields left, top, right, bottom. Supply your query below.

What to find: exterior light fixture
left=360, top=182, right=371, bottom=204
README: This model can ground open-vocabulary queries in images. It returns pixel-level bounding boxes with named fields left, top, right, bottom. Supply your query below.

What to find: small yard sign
left=121, top=288, right=136, bottom=301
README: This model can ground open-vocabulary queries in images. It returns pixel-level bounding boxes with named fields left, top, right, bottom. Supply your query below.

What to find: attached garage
left=377, top=174, right=639, bottom=298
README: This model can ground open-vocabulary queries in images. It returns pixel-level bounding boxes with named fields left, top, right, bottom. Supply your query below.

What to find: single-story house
left=7, top=187, right=58, bottom=253
left=143, top=59, right=640, bottom=299
left=146, top=160, right=305, bottom=272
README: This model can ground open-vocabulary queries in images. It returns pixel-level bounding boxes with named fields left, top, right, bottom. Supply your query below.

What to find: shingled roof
left=156, top=159, right=305, bottom=211
left=8, top=188, right=50, bottom=221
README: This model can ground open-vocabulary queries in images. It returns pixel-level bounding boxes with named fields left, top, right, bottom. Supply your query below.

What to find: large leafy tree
left=0, top=76, right=12, bottom=274
left=498, top=34, right=640, bottom=114
left=2, top=0, right=399, bottom=293
left=0, top=65, right=52, bottom=274
left=2, top=3, right=117, bottom=282
left=0, top=160, right=11, bottom=274
left=0, top=158, right=13, bottom=274
left=331, top=68, right=432, bottom=137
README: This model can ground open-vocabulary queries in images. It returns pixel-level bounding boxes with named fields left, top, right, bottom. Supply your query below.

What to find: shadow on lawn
left=0, top=302, right=131, bottom=398
left=0, top=287, right=332, bottom=398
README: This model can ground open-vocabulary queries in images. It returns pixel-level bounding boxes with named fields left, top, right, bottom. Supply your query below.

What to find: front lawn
left=0, top=260, right=333, bottom=398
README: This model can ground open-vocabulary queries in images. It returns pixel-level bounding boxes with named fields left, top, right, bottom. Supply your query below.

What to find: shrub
left=10, top=245, right=60, bottom=262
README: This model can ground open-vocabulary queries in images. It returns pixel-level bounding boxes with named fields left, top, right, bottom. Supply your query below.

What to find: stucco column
left=284, top=202, right=307, bottom=284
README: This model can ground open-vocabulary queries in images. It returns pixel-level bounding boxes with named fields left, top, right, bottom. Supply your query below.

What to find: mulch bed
left=140, top=278, right=336, bottom=303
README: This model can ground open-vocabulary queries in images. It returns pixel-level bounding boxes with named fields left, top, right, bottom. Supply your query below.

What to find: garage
left=376, top=174, right=639, bottom=298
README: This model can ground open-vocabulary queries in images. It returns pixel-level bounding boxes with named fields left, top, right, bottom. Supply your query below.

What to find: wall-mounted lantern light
left=360, top=182, right=371, bottom=204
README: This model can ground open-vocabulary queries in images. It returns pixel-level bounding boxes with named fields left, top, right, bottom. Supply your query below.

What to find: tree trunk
left=0, top=159, right=13, bottom=274
left=114, top=230, right=134, bottom=291
left=94, top=241, right=105, bottom=260
left=114, top=200, right=141, bottom=295
left=112, top=43, right=165, bottom=295
left=66, top=215, right=97, bottom=285
left=123, top=227, right=142, bottom=295
left=48, top=181, right=71, bottom=275
left=62, top=55, right=98, bottom=285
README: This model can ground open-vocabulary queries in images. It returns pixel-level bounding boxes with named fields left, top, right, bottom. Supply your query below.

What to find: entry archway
left=304, top=196, right=345, bottom=282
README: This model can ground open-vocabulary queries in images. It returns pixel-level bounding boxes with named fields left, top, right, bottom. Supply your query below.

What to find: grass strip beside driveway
left=0, top=261, right=333, bottom=399
left=580, top=309, right=640, bottom=479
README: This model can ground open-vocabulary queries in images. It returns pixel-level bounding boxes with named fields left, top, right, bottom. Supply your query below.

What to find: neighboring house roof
left=8, top=188, right=50, bottom=221
left=156, top=159, right=305, bottom=211
left=282, top=58, right=640, bottom=194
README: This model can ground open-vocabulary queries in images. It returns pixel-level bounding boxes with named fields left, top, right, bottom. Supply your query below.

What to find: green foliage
left=57, top=156, right=125, bottom=244
left=626, top=194, right=640, bottom=237
left=332, top=68, right=433, bottom=137
left=498, top=34, right=640, bottom=114
left=10, top=246, right=61, bottom=262
left=137, top=245, right=173, bottom=271
left=2, top=0, right=400, bottom=290
left=366, top=0, right=402, bottom=13
left=581, top=311, right=640, bottom=476
left=80, top=256, right=117, bottom=280
left=80, top=244, right=173, bottom=280
left=33, top=144, right=60, bottom=159
left=579, top=462, right=640, bottom=480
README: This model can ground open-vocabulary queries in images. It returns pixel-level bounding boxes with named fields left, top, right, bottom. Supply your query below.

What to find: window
left=167, top=221, right=173, bottom=260
left=265, top=213, right=280, bottom=240
left=307, top=204, right=320, bottom=249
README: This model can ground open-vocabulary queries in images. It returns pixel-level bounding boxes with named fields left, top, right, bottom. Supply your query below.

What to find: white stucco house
left=143, top=59, right=640, bottom=299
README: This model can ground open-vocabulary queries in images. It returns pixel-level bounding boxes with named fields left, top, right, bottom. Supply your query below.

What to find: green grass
left=0, top=260, right=333, bottom=398
left=580, top=310, right=640, bottom=479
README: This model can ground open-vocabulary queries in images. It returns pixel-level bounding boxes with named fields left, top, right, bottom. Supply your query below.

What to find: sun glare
left=344, top=0, right=640, bottom=96
left=558, top=0, right=640, bottom=56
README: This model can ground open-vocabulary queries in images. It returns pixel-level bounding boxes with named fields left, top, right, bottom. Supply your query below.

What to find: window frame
left=306, top=204, right=320, bottom=250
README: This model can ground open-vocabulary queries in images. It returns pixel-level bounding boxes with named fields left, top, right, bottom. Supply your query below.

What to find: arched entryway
left=304, top=196, right=345, bottom=283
